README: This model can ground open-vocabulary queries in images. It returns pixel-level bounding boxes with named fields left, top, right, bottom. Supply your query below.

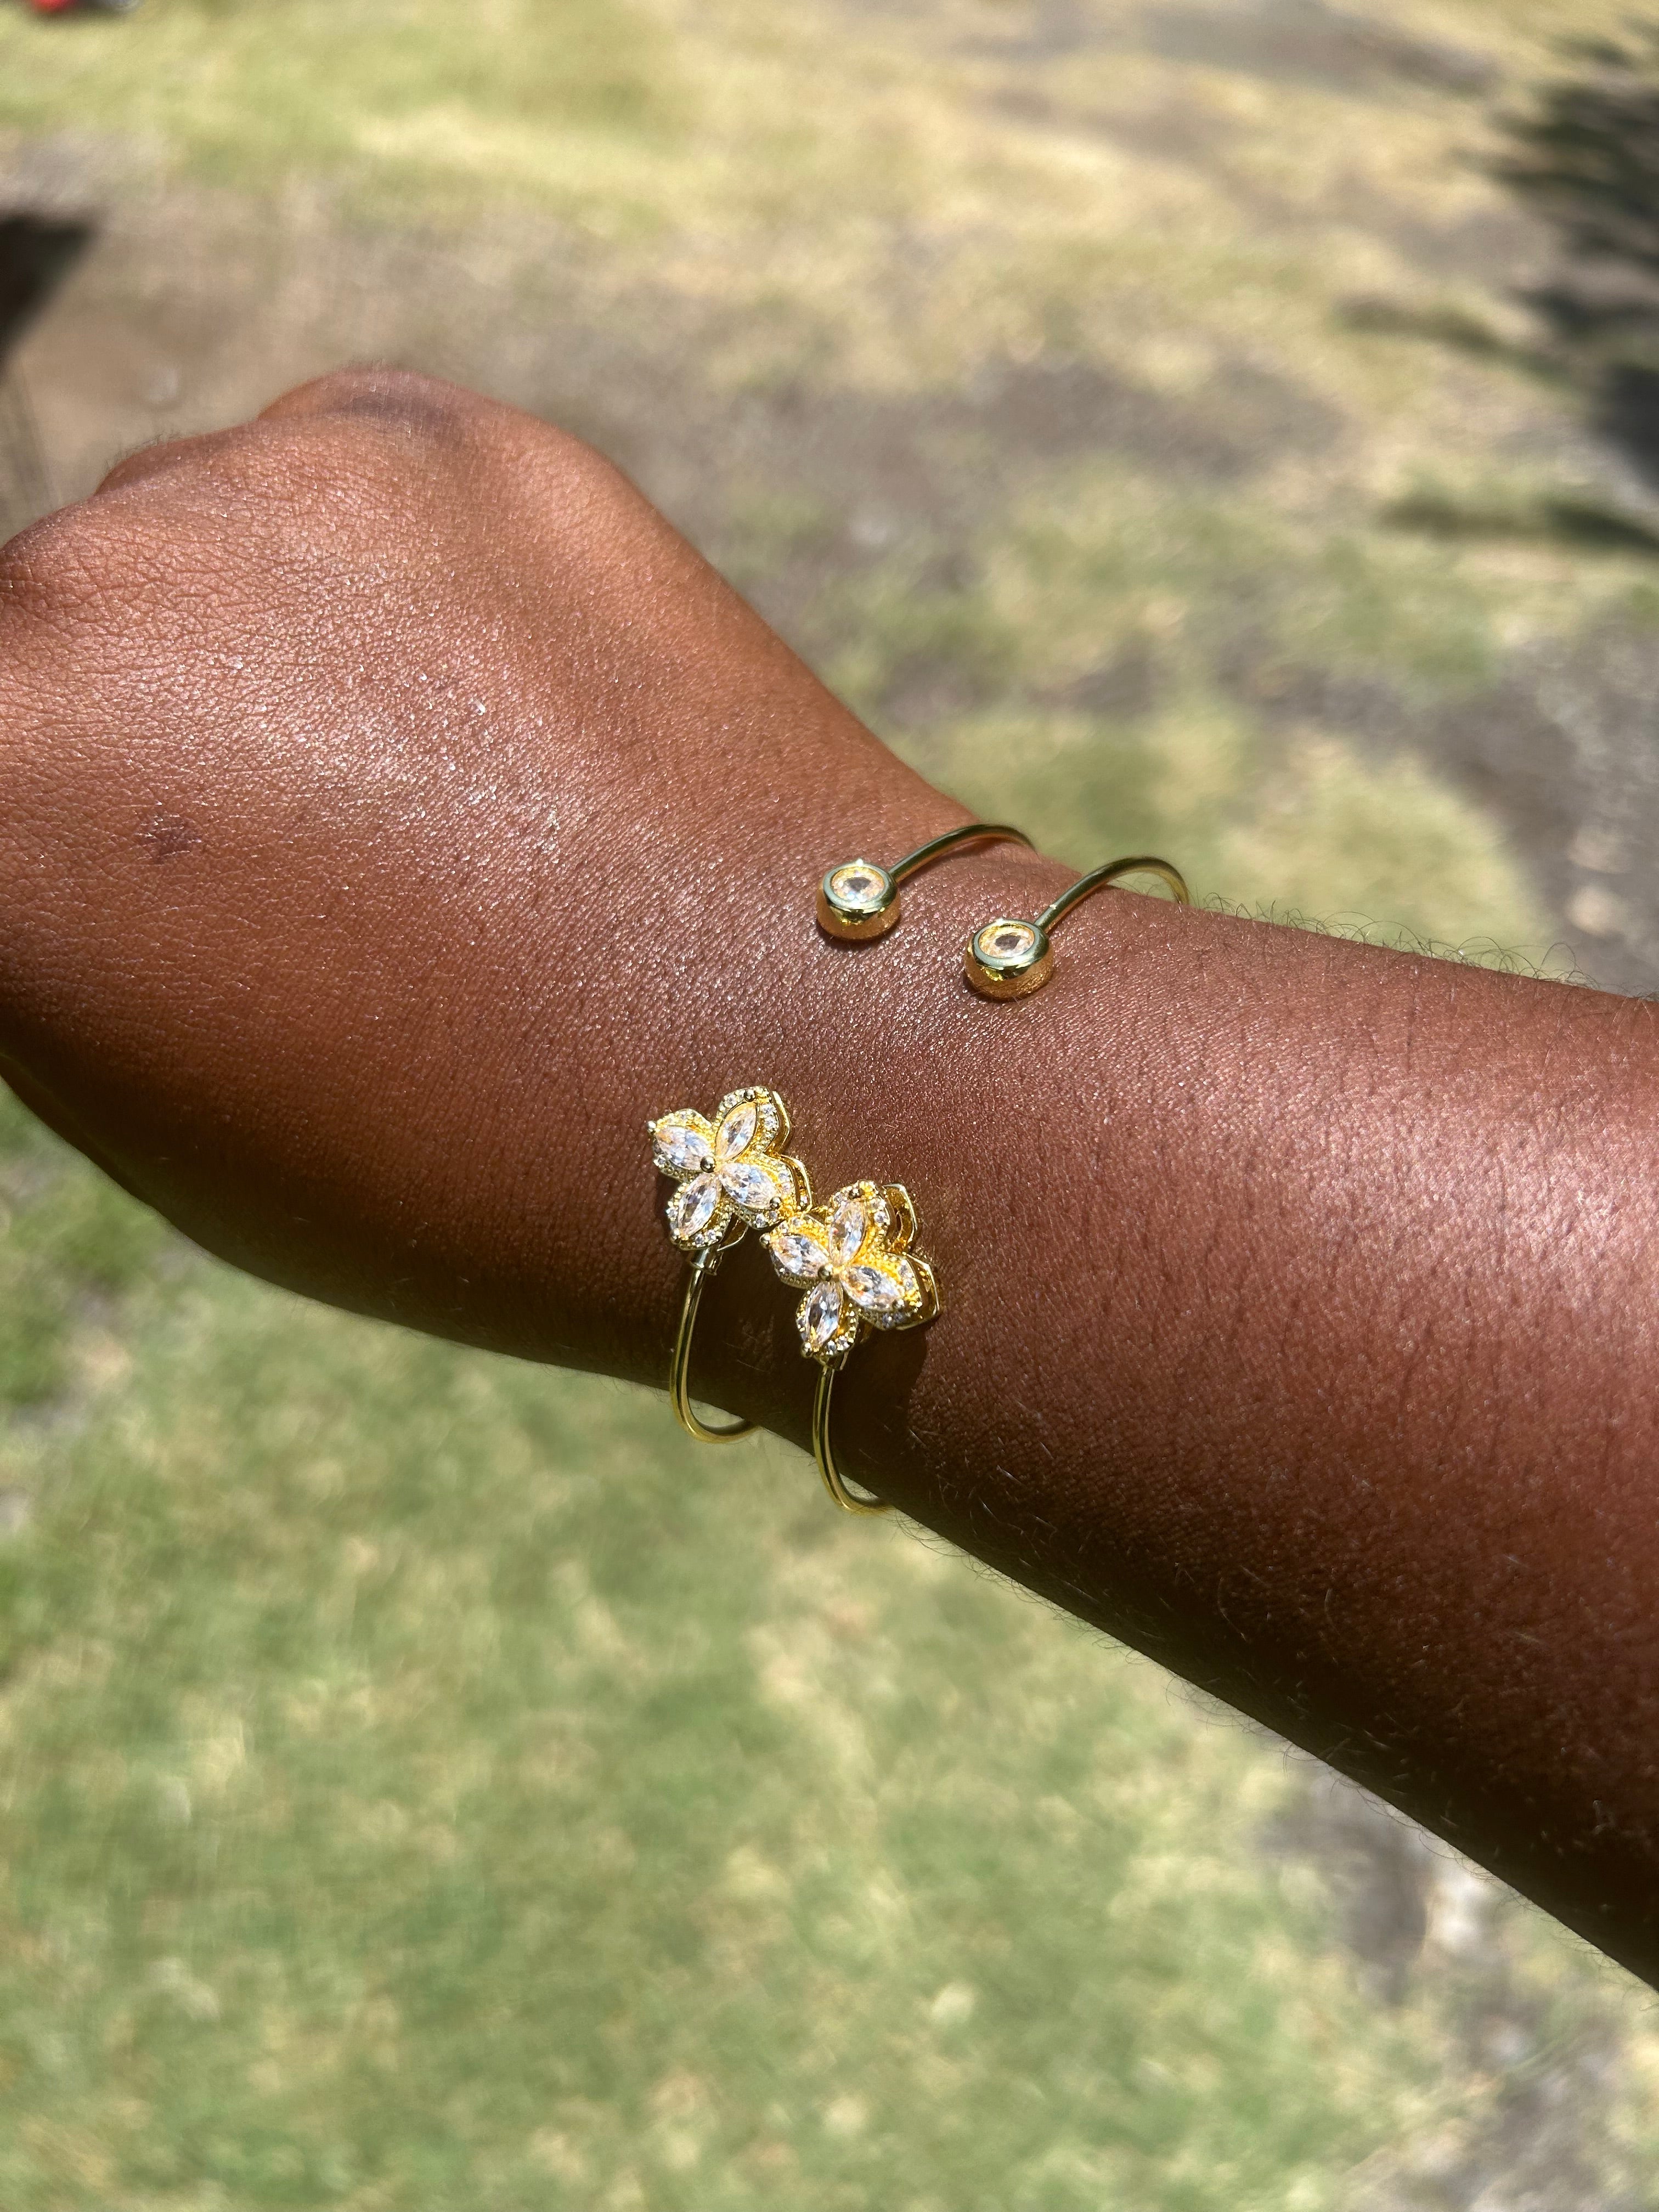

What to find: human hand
left=0, top=368, right=1063, bottom=1388
left=10, top=368, right=1659, bottom=1985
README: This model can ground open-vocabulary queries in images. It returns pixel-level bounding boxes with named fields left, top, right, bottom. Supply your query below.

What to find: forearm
left=661, top=855, right=1659, bottom=1983
left=4, top=369, right=1656, bottom=1983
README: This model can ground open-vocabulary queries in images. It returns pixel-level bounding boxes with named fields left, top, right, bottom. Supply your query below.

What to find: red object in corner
left=27, top=1, right=83, bottom=12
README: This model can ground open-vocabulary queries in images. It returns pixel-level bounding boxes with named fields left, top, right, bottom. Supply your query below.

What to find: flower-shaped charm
left=649, top=1087, right=811, bottom=1254
left=764, top=1181, right=939, bottom=1364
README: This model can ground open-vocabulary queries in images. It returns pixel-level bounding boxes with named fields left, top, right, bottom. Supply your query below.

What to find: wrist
left=625, top=826, right=1147, bottom=1486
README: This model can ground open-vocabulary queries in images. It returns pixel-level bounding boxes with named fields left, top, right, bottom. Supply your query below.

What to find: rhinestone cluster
left=649, top=1088, right=939, bottom=1364
left=649, top=1088, right=810, bottom=1254
left=765, top=1181, right=938, bottom=1365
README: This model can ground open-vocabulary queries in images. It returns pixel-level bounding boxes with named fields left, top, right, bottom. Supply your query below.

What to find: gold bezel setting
left=817, top=860, right=900, bottom=942
left=964, top=917, right=1053, bottom=1000
left=964, top=854, right=1190, bottom=1000
left=814, top=823, right=1036, bottom=945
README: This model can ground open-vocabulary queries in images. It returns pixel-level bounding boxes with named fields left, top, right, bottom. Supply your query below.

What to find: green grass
left=1, top=1103, right=1652, bottom=2209
left=810, top=476, right=1567, bottom=959
left=5, top=0, right=1659, bottom=2200
left=0, top=1, right=680, bottom=205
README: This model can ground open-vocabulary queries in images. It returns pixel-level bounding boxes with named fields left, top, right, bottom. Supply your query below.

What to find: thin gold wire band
left=893, top=820, right=1034, bottom=884
left=964, top=853, right=1191, bottom=998
left=819, top=820, right=1034, bottom=941
left=812, top=1364, right=890, bottom=1515
left=673, top=1250, right=893, bottom=1510
left=1040, top=854, right=1190, bottom=932
left=652, top=1096, right=938, bottom=1516
left=672, top=1251, right=892, bottom=1508
left=670, top=1244, right=754, bottom=1443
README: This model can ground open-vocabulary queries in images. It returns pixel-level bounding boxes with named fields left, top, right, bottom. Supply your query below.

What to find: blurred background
left=2, top=2, right=1658, bottom=2204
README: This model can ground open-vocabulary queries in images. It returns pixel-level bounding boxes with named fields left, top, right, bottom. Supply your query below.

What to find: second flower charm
left=764, top=1181, right=939, bottom=1364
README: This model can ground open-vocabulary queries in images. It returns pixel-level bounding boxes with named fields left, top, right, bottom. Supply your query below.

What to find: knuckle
left=0, top=504, right=111, bottom=632
left=264, top=365, right=488, bottom=440
left=0, top=499, right=204, bottom=674
left=509, top=418, right=633, bottom=521
left=274, top=369, right=636, bottom=529
left=96, top=431, right=205, bottom=497
left=261, top=368, right=543, bottom=504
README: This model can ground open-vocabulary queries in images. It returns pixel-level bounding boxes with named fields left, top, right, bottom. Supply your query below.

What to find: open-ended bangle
left=651, top=845, right=1189, bottom=1515
left=964, top=854, right=1190, bottom=998
left=817, top=821, right=1033, bottom=941
left=649, top=1087, right=938, bottom=1514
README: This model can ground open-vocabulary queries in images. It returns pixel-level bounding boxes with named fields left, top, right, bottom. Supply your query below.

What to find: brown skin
left=2, top=369, right=1657, bottom=1982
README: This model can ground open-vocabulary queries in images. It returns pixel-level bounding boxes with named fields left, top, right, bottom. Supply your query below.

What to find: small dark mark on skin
left=142, top=809, right=200, bottom=864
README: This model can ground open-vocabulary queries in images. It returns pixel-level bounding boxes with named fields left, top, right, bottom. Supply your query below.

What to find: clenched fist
left=0, top=369, right=1053, bottom=1393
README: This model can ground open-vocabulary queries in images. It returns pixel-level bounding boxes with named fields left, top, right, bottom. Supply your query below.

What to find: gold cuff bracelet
left=964, top=853, right=1190, bottom=998
left=652, top=841, right=1187, bottom=1514
left=818, top=821, right=1032, bottom=941
left=650, top=1087, right=939, bottom=1514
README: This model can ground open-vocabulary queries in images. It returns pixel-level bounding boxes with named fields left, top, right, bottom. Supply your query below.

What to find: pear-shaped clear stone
left=716, top=1101, right=758, bottom=1160
left=804, top=1280, right=845, bottom=1351
left=828, top=1197, right=866, bottom=1267
left=845, top=1263, right=905, bottom=1315
left=768, top=1226, right=832, bottom=1283
left=721, top=1159, right=782, bottom=1220
left=667, top=1173, right=721, bottom=1240
left=652, top=1116, right=713, bottom=1176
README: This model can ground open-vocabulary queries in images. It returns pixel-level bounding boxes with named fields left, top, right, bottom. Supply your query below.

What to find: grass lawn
left=3, top=2, right=1659, bottom=2204
left=3, top=1109, right=1654, bottom=2209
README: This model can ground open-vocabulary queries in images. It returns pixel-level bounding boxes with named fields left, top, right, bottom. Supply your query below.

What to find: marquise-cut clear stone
left=721, top=1160, right=781, bottom=1218
left=668, top=1173, right=721, bottom=1240
left=768, top=1227, right=831, bottom=1283
left=845, top=1263, right=904, bottom=1314
left=716, top=1101, right=758, bottom=1159
left=804, top=1280, right=845, bottom=1350
left=828, top=1197, right=866, bottom=1267
left=653, top=1118, right=713, bottom=1175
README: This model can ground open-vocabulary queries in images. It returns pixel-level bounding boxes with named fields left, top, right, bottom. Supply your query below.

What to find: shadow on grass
left=1497, top=26, right=1659, bottom=486
left=0, top=210, right=91, bottom=538
left=1383, top=487, right=1659, bottom=556
left=0, top=211, right=91, bottom=361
